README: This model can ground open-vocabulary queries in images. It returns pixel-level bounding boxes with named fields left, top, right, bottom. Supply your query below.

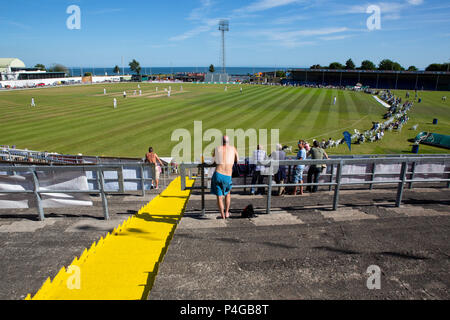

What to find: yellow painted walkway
left=26, top=177, right=194, bottom=300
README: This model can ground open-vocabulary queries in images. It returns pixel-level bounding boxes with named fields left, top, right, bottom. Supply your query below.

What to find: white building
left=0, top=58, right=66, bottom=81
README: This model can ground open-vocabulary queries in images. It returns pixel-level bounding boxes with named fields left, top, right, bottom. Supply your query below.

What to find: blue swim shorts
left=211, top=171, right=233, bottom=196
left=293, top=167, right=304, bottom=183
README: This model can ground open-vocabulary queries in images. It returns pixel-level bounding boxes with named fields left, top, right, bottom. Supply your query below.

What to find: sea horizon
left=66, top=66, right=292, bottom=76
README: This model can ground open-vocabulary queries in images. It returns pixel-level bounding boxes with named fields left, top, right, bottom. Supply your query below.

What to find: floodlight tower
left=218, top=20, right=229, bottom=74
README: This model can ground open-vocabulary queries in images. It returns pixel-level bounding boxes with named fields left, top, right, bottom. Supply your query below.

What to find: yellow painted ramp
left=26, top=177, right=194, bottom=300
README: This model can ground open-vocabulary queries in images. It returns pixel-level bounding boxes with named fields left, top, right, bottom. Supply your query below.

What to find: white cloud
left=272, top=14, right=308, bottom=25
left=341, top=1, right=424, bottom=15
left=253, top=27, right=350, bottom=47
left=237, top=0, right=302, bottom=13
left=169, top=25, right=213, bottom=41
left=188, top=0, right=214, bottom=21
left=407, top=0, right=424, bottom=5
left=319, top=34, right=354, bottom=41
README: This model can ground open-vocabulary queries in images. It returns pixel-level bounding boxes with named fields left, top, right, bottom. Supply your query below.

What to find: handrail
left=0, top=163, right=175, bottom=221
left=180, top=156, right=450, bottom=214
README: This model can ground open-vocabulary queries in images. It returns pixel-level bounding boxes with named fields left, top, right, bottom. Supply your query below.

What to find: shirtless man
left=211, top=136, right=239, bottom=220
left=146, top=147, right=164, bottom=189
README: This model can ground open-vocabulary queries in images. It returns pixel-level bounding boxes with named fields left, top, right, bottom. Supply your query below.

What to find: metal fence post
left=266, top=166, right=273, bottom=214
left=332, top=161, right=343, bottom=211
left=118, top=166, right=125, bottom=193
left=244, top=167, right=247, bottom=194
left=201, top=163, right=206, bottom=216
left=396, top=161, right=408, bottom=208
left=98, top=169, right=110, bottom=220
left=180, top=164, right=186, bottom=191
left=329, top=164, right=334, bottom=192
left=140, top=164, right=146, bottom=197
left=447, top=166, right=450, bottom=189
left=369, top=163, right=376, bottom=190
left=31, top=170, right=45, bottom=221
left=409, top=161, right=416, bottom=190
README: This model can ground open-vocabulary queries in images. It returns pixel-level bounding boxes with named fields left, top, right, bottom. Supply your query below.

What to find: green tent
left=415, top=132, right=450, bottom=149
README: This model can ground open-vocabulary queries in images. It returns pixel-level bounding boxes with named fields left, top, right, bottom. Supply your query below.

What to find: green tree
left=425, top=63, right=450, bottom=72
left=360, top=60, right=376, bottom=70
left=113, top=65, right=120, bottom=74
left=407, top=66, right=418, bottom=71
left=276, top=70, right=286, bottom=78
left=34, top=64, right=46, bottom=71
left=378, top=59, right=404, bottom=71
left=345, top=59, right=356, bottom=70
left=48, top=63, right=70, bottom=76
left=129, top=59, right=141, bottom=75
left=310, top=64, right=323, bottom=69
left=209, top=64, right=215, bottom=73
left=328, top=62, right=344, bottom=70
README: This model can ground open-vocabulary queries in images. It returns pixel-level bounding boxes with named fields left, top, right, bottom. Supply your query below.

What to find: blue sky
left=1, top=0, right=449, bottom=69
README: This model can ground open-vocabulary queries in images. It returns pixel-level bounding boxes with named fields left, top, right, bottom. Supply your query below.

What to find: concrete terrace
left=0, top=184, right=449, bottom=300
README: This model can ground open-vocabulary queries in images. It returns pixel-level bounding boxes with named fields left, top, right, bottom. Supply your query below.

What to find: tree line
left=31, top=59, right=450, bottom=76
left=310, top=59, right=450, bottom=72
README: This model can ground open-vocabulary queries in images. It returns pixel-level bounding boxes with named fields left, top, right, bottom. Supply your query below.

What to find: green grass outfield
left=1, top=83, right=449, bottom=158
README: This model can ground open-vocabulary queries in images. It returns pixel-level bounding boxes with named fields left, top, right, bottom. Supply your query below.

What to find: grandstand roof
left=0, top=58, right=26, bottom=72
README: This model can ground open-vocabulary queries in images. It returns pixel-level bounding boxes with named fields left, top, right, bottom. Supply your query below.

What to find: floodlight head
left=218, top=20, right=229, bottom=32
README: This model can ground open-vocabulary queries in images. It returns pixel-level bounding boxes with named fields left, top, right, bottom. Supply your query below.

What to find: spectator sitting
left=326, top=138, right=333, bottom=148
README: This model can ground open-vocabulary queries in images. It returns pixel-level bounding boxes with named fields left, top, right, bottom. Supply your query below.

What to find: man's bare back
left=213, top=144, right=238, bottom=177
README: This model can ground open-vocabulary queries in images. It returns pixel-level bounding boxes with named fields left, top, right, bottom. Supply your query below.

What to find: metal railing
left=180, top=155, right=450, bottom=215
left=0, top=163, right=165, bottom=221
left=0, top=148, right=85, bottom=165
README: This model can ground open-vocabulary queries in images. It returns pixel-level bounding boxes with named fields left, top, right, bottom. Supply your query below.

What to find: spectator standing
left=250, top=145, right=267, bottom=195
left=145, top=147, right=164, bottom=190
left=271, top=144, right=286, bottom=196
left=306, top=140, right=329, bottom=193
left=211, top=136, right=239, bottom=220
left=292, top=141, right=306, bottom=196
left=304, top=141, right=311, bottom=152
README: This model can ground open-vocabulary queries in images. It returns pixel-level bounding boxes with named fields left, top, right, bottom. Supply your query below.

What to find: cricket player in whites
left=31, top=98, right=36, bottom=107
left=113, top=98, right=117, bottom=109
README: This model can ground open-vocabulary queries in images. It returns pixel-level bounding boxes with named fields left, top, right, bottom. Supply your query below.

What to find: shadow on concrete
left=140, top=222, right=178, bottom=300
left=314, top=246, right=432, bottom=260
